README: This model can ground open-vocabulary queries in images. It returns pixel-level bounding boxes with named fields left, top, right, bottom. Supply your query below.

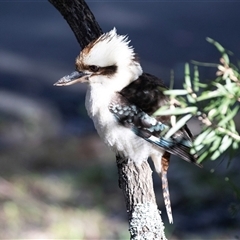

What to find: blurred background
left=0, top=0, right=240, bottom=239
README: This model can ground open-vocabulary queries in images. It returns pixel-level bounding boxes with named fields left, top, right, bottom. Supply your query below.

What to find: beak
left=54, top=71, right=89, bottom=86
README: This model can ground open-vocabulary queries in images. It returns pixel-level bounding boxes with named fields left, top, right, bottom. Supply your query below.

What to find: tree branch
left=48, top=1, right=166, bottom=239
left=117, top=157, right=167, bottom=239
left=49, top=0, right=102, bottom=48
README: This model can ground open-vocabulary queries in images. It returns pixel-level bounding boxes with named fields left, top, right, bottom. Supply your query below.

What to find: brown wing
left=120, top=72, right=168, bottom=116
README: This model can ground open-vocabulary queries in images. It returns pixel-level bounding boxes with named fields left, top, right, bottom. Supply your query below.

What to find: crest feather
left=80, top=28, right=135, bottom=68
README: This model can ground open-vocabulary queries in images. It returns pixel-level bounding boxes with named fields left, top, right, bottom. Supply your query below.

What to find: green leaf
left=225, top=77, right=234, bottom=91
left=218, top=98, right=231, bottom=115
left=191, top=60, right=219, bottom=68
left=219, top=135, right=232, bottom=153
left=206, top=37, right=229, bottom=65
left=218, top=105, right=239, bottom=127
left=209, top=136, right=222, bottom=153
left=214, top=83, right=228, bottom=94
left=202, top=130, right=217, bottom=145
left=152, top=106, right=169, bottom=116
left=228, top=119, right=236, bottom=133
left=192, top=143, right=205, bottom=153
left=164, top=89, right=188, bottom=95
left=233, top=141, right=239, bottom=150
left=204, top=99, right=221, bottom=112
left=186, top=94, right=196, bottom=104
left=197, top=90, right=224, bottom=101
left=207, top=108, right=219, bottom=121
left=193, top=65, right=200, bottom=92
left=184, top=63, right=192, bottom=89
left=165, top=114, right=192, bottom=138
left=210, top=149, right=221, bottom=160
left=157, top=86, right=168, bottom=92
left=153, top=106, right=197, bottom=116
left=194, top=128, right=211, bottom=146
left=177, top=96, right=188, bottom=106
left=195, top=82, right=208, bottom=88
left=197, top=150, right=210, bottom=163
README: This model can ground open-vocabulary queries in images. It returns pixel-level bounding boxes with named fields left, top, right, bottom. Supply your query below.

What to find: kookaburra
left=54, top=28, right=200, bottom=224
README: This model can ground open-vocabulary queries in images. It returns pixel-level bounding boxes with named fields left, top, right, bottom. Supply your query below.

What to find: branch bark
left=49, top=0, right=102, bottom=48
left=117, top=157, right=166, bottom=239
left=48, top=1, right=167, bottom=239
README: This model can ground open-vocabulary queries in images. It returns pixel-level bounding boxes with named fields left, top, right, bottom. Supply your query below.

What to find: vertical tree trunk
left=117, top=157, right=166, bottom=239
left=48, top=1, right=167, bottom=239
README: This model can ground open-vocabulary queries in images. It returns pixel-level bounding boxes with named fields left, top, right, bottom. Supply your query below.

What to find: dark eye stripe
left=99, top=65, right=117, bottom=76
left=77, top=63, right=117, bottom=76
left=89, top=65, right=100, bottom=72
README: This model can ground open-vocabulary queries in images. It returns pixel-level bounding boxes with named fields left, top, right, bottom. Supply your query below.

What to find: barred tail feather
left=162, top=170, right=173, bottom=224
left=161, top=153, right=173, bottom=224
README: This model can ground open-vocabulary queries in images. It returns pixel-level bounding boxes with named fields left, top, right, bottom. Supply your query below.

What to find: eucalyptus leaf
left=233, top=141, right=239, bottom=150
left=204, top=100, right=222, bottom=112
left=218, top=105, right=239, bottom=127
left=184, top=63, right=192, bottom=88
left=157, top=38, right=240, bottom=164
left=225, top=77, right=234, bottom=91
left=186, top=94, right=196, bottom=104
left=191, top=60, right=219, bottom=68
left=195, top=82, right=208, bottom=88
left=193, top=128, right=212, bottom=146
left=165, top=114, right=192, bottom=138
left=207, top=108, right=219, bottom=120
left=192, top=143, right=205, bottom=152
left=209, top=136, right=222, bottom=153
left=152, top=106, right=169, bottom=116
left=214, top=83, right=228, bottom=94
left=218, top=98, right=231, bottom=115
left=210, top=150, right=221, bottom=161
left=228, top=119, right=237, bottom=133
left=197, top=150, right=210, bottom=163
left=206, top=37, right=229, bottom=65
left=197, top=90, right=224, bottom=101
left=164, top=89, right=188, bottom=95
left=154, top=106, right=197, bottom=116
left=202, top=130, right=217, bottom=145
left=219, top=136, right=232, bottom=153
left=193, top=66, right=200, bottom=92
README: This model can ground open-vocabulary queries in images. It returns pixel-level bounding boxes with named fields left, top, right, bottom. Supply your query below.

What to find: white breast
left=85, top=84, right=164, bottom=165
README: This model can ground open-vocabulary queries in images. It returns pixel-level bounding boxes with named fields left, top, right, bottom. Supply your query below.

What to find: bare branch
left=48, top=0, right=102, bottom=48
left=117, top=157, right=167, bottom=240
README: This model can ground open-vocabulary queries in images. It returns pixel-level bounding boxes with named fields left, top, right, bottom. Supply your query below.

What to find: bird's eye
left=89, top=65, right=100, bottom=72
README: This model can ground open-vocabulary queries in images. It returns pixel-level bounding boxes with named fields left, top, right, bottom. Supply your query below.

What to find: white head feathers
left=79, top=28, right=136, bottom=68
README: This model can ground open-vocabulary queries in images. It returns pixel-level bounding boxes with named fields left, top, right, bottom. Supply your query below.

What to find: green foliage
left=154, top=39, right=240, bottom=164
